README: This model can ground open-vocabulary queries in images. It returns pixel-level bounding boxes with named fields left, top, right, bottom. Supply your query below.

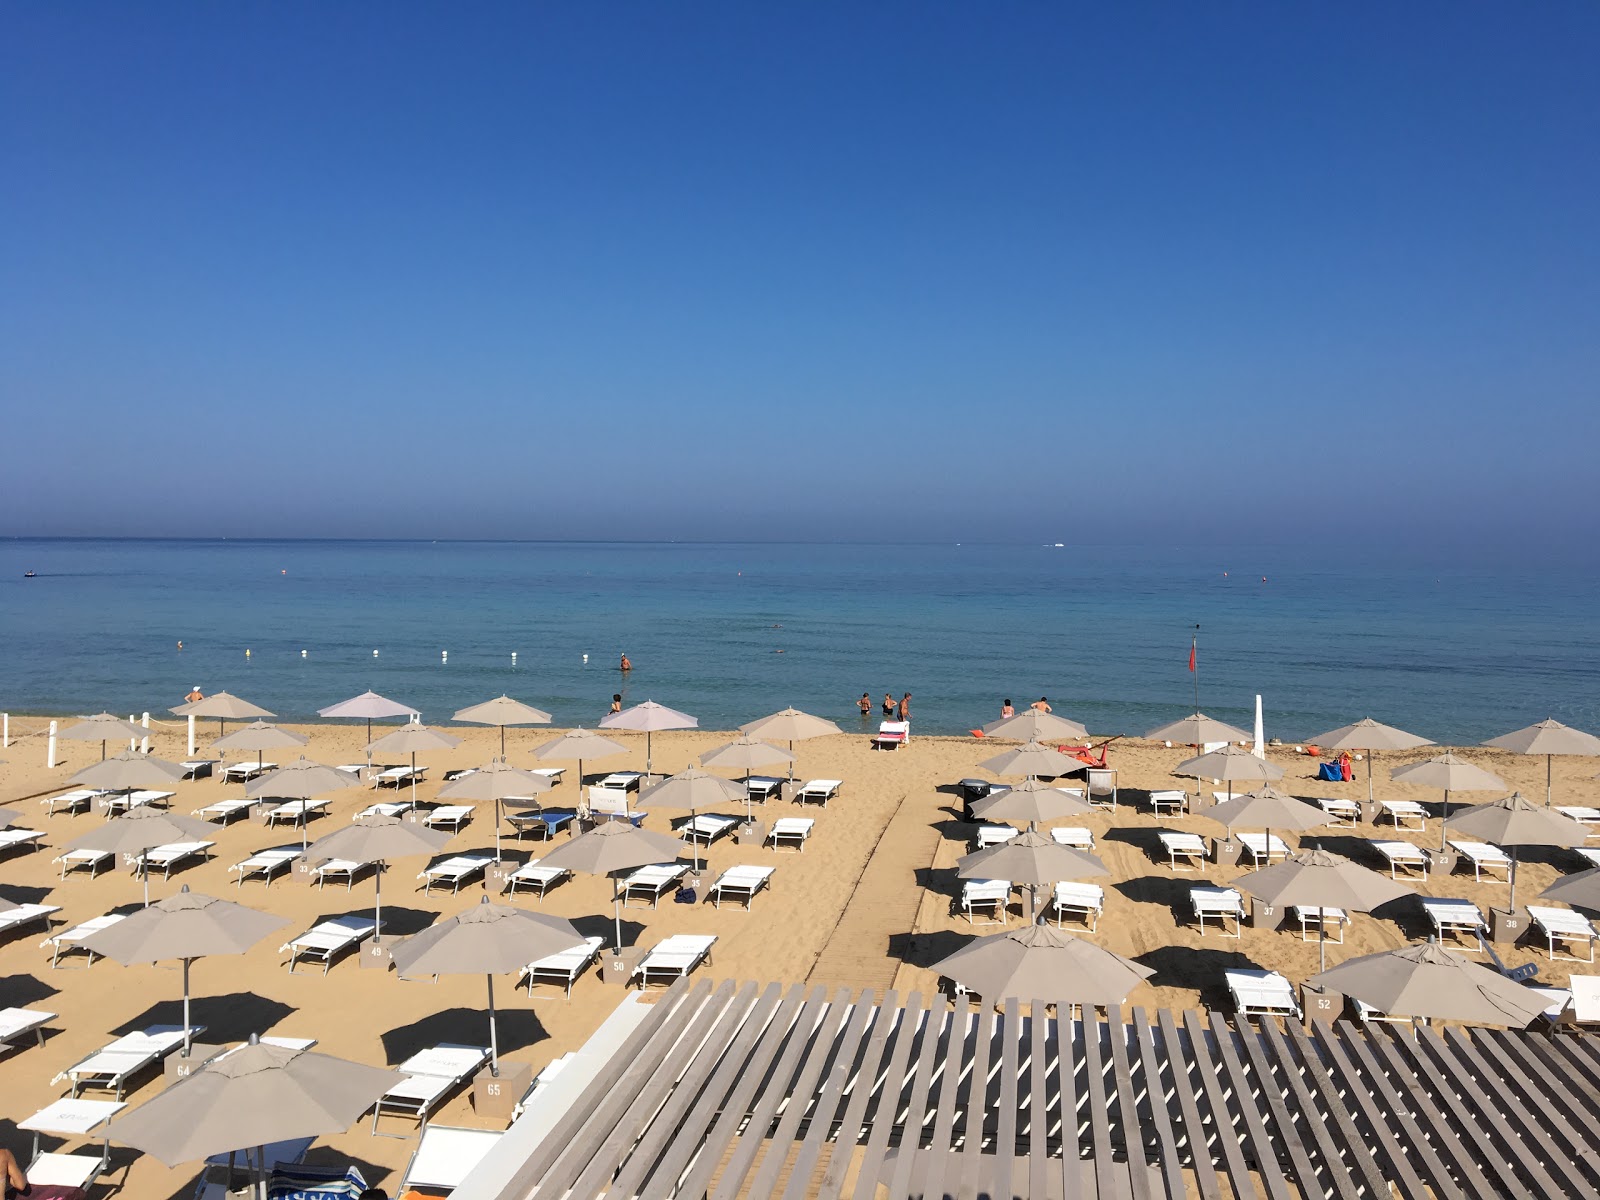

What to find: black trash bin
left=958, top=778, right=991, bottom=822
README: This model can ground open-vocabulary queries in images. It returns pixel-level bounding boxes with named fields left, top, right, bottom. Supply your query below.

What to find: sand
left=1, top=713, right=1595, bottom=1199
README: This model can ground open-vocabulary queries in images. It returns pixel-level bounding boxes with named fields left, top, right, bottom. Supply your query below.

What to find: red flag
left=1187, top=640, right=1196, bottom=673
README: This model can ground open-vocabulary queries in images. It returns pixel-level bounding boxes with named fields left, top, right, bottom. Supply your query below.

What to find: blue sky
left=4, top=5, right=1597, bottom=551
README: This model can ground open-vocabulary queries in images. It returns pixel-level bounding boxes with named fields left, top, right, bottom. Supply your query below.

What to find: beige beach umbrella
left=1442, top=791, right=1587, bottom=909
left=1202, top=785, right=1329, bottom=862
left=303, top=815, right=451, bottom=943
left=78, top=885, right=289, bottom=1057
left=1389, top=751, right=1506, bottom=850
left=1539, top=868, right=1600, bottom=913
left=212, top=721, right=309, bottom=776
left=958, top=824, right=1108, bottom=922
left=699, top=734, right=795, bottom=812
left=102, top=1037, right=402, bottom=1172
left=366, top=723, right=463, bottom=809
left=970, top=778, right=1095, bottom=825
left=389, top=896, right=584, bottom=1075
left=738, top=707, right=842, bottom=780
left=1235, top=848, right=1414, bottom=971
left=61, top=713, right=151, bottom=761
left=1174, top=744, right=1283, bottom=812
left=452, top=695, right=553, bottom=756
left=932, top=922, right=1153, bottom=1008
left=437, top=758, right=552, bottom=858
left=70, top=751, right=188, bottom=824
left=981, top=709, right=1089, bottom=743
left=533, top=727, right=628, bottom=793
left=979, top=739, right=1084, bottom=781
left=172, top=692, right=274, bottom=739
left=1307, top=717, right=1433, bottom=804
left=65, top=807, right=218, bottom=906
left=639, top=766, right=747, bottom=870
left=1483, top=718, right=1600, bottom=807
left=245, top=757, right=359, bottom=850
left=600, top=700, right=698, bottom=777
left=1306, top=942, right=1549, bottom=1026
left=316, top=690, right=417, bottom=744
left=1144, top=712, right=1250, bottom=747
left=535, top=821, right=687, bottom=950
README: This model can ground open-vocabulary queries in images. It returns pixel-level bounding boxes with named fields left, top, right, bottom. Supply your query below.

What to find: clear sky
left=4, top=4, right=1597, bottom=552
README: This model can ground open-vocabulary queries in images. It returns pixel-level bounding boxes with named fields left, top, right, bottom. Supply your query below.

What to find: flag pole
left=1191, top=624, right=1200, bottom=713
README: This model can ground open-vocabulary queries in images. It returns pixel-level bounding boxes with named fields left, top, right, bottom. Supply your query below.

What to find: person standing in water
left=1031, top=696, right=1052, bottom=713
left=619, top=653, right=632, bottom=672
left=857, top=692, right=872, bottom=717
left=1000, top=698, right=1014, bottom=718
left=609, top=693, right=623, bottom=715
left=185, top=685, right=205, bottom=704
left=898, top=693, right=911, bottom=721
left=882, top=692, right=896, bottom=717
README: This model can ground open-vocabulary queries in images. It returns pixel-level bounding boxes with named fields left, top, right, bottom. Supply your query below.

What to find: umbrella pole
left=789, top=740, right=795, bottom=783
left=486, top=973, right=499, bottom=1075
left=500, top=725, right=506, bottom=756
left=1319, top=915, right=1327, bottom=974
left=142, top=859, right=151, bottom=907
left=1510, top=848, right=1518, bottom=911
left=374, top=860, right=384, bottom=942
left=182, top=957, right=193, bottom=1056
left=646, top=731, right=653, bottom=777
left=690, top=808, right=700, bottom=872
left=495, top=799, right=502, bottom=861
left=410, top=751, right=417, bottom=810
left=1440, top=788, right=1450, bottom=853
left=1368, top=751, right=1375, bottom=806
left=1547, top=754, right=1553, bottom=808
left=614, top=893, right=623, bottom=952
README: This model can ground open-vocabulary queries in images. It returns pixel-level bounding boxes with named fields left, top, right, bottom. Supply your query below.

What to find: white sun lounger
left=871, top=721, right=909, bottom=750
left=53, top=1026, right=199, bottom=1098
left=1527, top=905, right=1598, bottom=963
left=419, top=854, right=494, bottom=894
left=599, top=771, right=645, bottom=791
left=1556, top=806, right=1600, bottom=839
left=313, top=858, right=376, bottom=890
left=372, top=1044, right=490, bottom=1135
left=401, top=1125, right=505, bottom=1193
left=529, top=767, right=565, bottom=786
left=1377, top=800, right=1428, bottom=831
left=134, top=840, right=215, bottom=879
left=231, top=847, right=302, bottom=886
left=509, top=810, right=577, bottom=841
left=1370, top=839, right=1428, bottom=878
left=1192, top=887, right=1246, bottom=937
left=632, top=933, right=717, bottom=988
left=1149, top=790, right=1187, bottom=817
left=587, top=788, right=645, bottom=824
left=180, top=759, right=218, bottom=779
left=1239, top=832, right=1291, bottom=867
left=1421, top=898, right=1487, bottom=950
left=1159, top=831, right=1208, bottom=871
left=41, top=789, right=105, bottom=817
left=1293, top=906, right=1349, bottom=943
left=745, top=776, right=784, bottom=804
left=19, top=1097, right=125, bottom=1194
left=620, top=863, right=689, bottom=907
left=1049, top=827, right=1095, bottom=851
left=2, top=906, right=61, bottom=949
left=796, top=778, right=843, bottom=806
left=54, top=849, right=113, bottom=879
left=519, top=935, right=605, bottom=998
left=681, top=813, right=738, bottom=846
left=1315, top=797, right=1363, bottom=828
left=1087, top=769, right=1117, bottom=810
left=357, top=800, right=413, bottom=820
left=1577, top=848, right=1600, bottom=870
left=504, top=859, right=571, bottom=901
left=0, top=1006, right=56, bottom=1052
left=976, top=824, right=1021, bottom=850
left=376, top=766, right=426, bottom=789
left=281, top=915, right=376, bottom=974
left=193, top=797, right=256, bottom=824
left=1540, top=975, right=1600, bottom=1031
left=0, top=828, right=44, bottom=857
left=422, top=805, right=475, bottom=831
left=99, top=789, right=175, bottom=815
left=1227, top=970, right=1302, bottom=1019
left=264, top=799, right=330, bottom=828
left=1448, top=839, right=1513, bottom=882
left=768, top=816, right=814, bottom=851
left=709, top=865, right=775, bottom=910
left=1050, top=882, right=1105, bottom=931
left=42, top=914, right=127, bottom=968
left=961, top=879, right=1012, bottom=925
left=222, top=761, right=276, bottom=781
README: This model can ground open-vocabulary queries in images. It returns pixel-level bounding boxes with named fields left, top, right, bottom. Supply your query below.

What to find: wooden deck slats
left=498, top=984, right=1600, bottom=1200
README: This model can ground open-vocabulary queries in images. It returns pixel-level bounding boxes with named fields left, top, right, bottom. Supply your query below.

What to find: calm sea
left=2, top=539, right=1596, bottom=744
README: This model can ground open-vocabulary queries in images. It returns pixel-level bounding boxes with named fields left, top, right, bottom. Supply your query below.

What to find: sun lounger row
left=53, top=1025, right=202, bottom=1098
left=372, top=1043, right=487, bottom=1136
left=420, top=854, right=494, bottom=894
left=42, top=913, right=126, bottom=968
left=0, top=1006, right=55, bottom=1053
left=0, top=827, right=44, bottom=857
left=281, top=915, right=376, bottom=974
left=520, top=935, right=605, bottom=997
left=100, top=789, right=175, bottom=815
left=41, top=789, right=106, bottom=816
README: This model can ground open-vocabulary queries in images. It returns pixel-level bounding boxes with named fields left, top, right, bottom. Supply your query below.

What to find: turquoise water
left=2, top=539, right=1596, bottom=742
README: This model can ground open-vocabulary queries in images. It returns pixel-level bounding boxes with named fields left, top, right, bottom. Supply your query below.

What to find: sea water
left=2, top=539, right=1596, bottom=743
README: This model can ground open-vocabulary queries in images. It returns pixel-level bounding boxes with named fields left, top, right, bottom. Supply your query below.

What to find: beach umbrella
left=1144, top=712, right=1250, bottom=747
left=600, top=700, right=698, bottom=777
left=61, top=713, right=151, bottom=761
left=1202, top=786, right=1329, bottom=863
left=738, top=708, right=842, bottom=780
left=1234, top=849, right=1414, bottom=971
left=535, top=821, right=686, bottom=950
left=979, top=739, right=1084, bottom=781
left=1174, top=744, right=1284, bottom=809
left=302, top=815, right=451, bottom=943
left=638, top=766, right=746, bottom=871
left=1539, top=868, right=1600, bottom=913
left=316, top=690, right=417, bottom=744
left=453, top=695, right=553, bottom=756
left=931, top=922, right=1153, bottom=1008
left=389, top=896, right=584, bottom=1075
left=981, top=709, right=1089, bottom=743
left=699, top=735, right=795, bottom=820
left=70, top=751, right=188, bottom=821
left=172, top=692, right=274, bottom=739
left=65, top=807, right=218, bottom=906
left=212, top=721, right=309, bottom=776
left=78, top=885, right=289, bottom=1057
left=1307, top=718, right=1433, bottom=805
left=1441, top=792, right=1587, bottom=909
left=1483, top=718, right=1600, bottom=807
left=1389, top=751, right=1506, bottom=851
left=970, top=779, right=1095, bottom=825
left=102, top=1037, right=402, bottom=1178
left=958, top=824, right=1108, bottom=921
left=245, top=757, right=358, bottom=850
left=437, top=758, right=553, bottom=858
left=366, top=723, right=463, bottom=809
left=1306, top=942, right=1549, bottom=1027
left=532, top=727, right=628, bottom=795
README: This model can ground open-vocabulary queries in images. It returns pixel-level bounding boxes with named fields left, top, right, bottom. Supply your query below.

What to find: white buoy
left=47, top=719, right=58, bottom=768
left=245, top=648, right=251, bottom=658
left=373, top=649, right=379, bottom=657
left=187, top=713, right=197, bottom=757
left=301, top=649, right=308, bottom=658
left=511, top=651, right=517, bottom=665
left=582, top=653, right=588, bottom=664
left=442, top=650, right=448, bottom=663
left=140, top=712, right=150, bottom=756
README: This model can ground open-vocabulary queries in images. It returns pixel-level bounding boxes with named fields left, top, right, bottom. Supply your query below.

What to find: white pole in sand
left=47, top=720, right=58, bottom=768
left=2, top=712, right=8, bottom=747
left=187, top=713, right=196, bottom=757
left=140, top=712, right=150, bottom=755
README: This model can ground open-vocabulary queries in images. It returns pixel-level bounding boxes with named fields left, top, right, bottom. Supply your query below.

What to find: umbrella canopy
left=981, top=710, right=1089, bottom=742
left=979, top=740, right=1084, bottom=780
left=61, top=713, right=151, bottom=759
left=1390, top=751, right=1506, bottom=850
left=639, top=766, right=747, bottom=870
left=1202, top=786, right=1329, bottom=835
left=103, top=1037, right=403, bottom=1167
left=212, top=721, right=309, bottom=754
left=66, top=807, right=219, bottom=905
left=970, top=779, right=1095, bottom=825
left=366, top=723, right=462, bottom=757
left=1144, top=712, right=1250, bottom=746
left=453, top=695, right=554, bottom=755
left=303, top=815, right=451, bottom=941
left=1443, top=791, right=1588, bottom=908
left=70, top=750, right=187, bottom=792
left=1234, top=848, right=1414, bottom=970
left=932, top=922, right=1153, bottom=1007
left=438, top=759, right=553, bottom=858
left=533, top=727, right=629, bottom=792
left=738, top=708, right=843, bottom=780
left=699, top=734, right=794, bottom=773
left=1539, top=868, right=1600, bottom=913
left=1307, top=717, right=1433, bottom=804
left=535, top=821, right=687, bottom=949
left=173, top=692, right=274, bottom=739
left=317, top=691, right=417, bottom=742
left=246, top=758, right=359, bottom=850
left=957, top=826, right=1108, bottom=885
left=1175, top=745, right=1284, bottom=787
left=78, top=885, right=289, bottom=1055
left=1307, top=942, right=1550, bottom=1026
left=1483, top=718, right=1600, bottom=807
left=600, top=700, right=698, bottom=776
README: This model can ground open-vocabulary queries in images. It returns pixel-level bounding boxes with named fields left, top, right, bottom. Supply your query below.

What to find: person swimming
left=185, top=685, right=205, bottom=703
left=619, top=653, right=632, bottom=672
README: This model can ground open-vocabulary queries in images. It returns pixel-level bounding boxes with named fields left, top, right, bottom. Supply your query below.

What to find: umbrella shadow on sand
left=1111, top=875, right=1194, bottom=921
left=1100, top=827, right=1166, bottom=861
left=0, top=973, right=58, bottom=1009
left=888, top=928, right=970, bottom=971
left=0, top=883, right=57, bottom=908
left=111, top=991, right=296, bottom=1044
left=1136, top=945, right=1263, bottom=1010
left=380, top=1006, right=549, bottom=1064
left=569, top=911, right=646, bottom=946
left=314, top=904, right=439, bottom=939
